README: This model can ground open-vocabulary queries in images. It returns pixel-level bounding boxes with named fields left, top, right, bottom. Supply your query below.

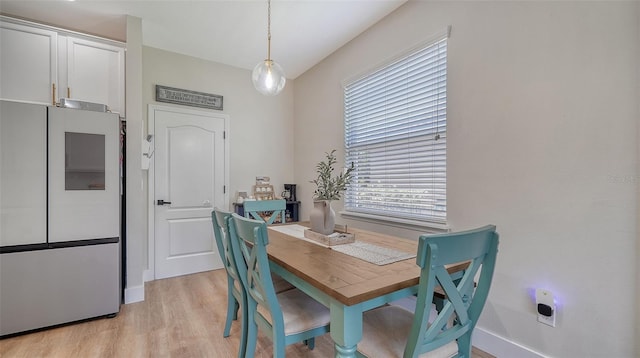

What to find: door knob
left=157, top=200, right=172, bottom=206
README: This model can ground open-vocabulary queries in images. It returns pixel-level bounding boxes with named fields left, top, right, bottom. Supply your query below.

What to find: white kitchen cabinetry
left=64, top=37, right=125, bottom=116
left=0, top=21, right=57, bottom=105
left=0, top=17, right=125, bottom=117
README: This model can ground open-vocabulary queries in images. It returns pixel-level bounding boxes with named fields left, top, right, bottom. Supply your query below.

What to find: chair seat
left=359, top=305, right=458, bottom=358
left=257, top=288, right=330, bottom=336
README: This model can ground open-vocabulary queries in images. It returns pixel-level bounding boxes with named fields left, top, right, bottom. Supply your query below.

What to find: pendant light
left=252, top=0, right=286, bottom=96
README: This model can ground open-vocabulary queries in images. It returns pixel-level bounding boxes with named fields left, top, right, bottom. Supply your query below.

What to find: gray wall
left=293, top=1, right=639, bottom=357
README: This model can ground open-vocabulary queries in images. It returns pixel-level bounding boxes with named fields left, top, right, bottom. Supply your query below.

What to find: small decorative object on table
left=304, top=224, right=355, bottom=246
left=253, top=176, right=274, bottom=200
left=309, top=150, right=354, bottom=235
left=284, top=184, right=297, bottom=201
left=236, top=191, right=248, bottom=204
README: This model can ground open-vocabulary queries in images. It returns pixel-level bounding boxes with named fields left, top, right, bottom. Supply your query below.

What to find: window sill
left=339, top=210, right=450, bottom=233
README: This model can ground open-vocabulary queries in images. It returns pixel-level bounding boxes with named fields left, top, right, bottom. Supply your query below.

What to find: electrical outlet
left=535, top=288, right=556, bottom=327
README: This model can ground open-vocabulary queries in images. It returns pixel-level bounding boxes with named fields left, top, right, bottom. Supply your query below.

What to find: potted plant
left=309, top=150, right=354, bottom=235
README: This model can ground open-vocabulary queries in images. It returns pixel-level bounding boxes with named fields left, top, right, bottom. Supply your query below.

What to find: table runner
left=330, top=241, right=416, bottom=265
left=269, top=225, right=415, bottom=265
left=269, top=224, right=330, bottom=247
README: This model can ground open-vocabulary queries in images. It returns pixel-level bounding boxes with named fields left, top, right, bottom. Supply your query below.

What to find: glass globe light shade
left=252, top=59, right=286, bottom=96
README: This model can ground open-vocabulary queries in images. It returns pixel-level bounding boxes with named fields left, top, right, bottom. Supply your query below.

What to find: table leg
left=330, top=300, right=362, bottom=358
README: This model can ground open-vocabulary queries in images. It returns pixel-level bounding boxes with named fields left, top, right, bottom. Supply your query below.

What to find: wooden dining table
left=266, top=223, right=467, bottom=358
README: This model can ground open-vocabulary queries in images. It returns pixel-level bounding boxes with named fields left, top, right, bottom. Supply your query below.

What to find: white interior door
left=151, top=105, right=227, bottom=279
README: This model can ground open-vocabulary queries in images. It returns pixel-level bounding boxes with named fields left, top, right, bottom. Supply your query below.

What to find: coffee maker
left=283, top=184, right=297, bottom=202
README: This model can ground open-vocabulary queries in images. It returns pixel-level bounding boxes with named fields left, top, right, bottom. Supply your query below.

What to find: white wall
left=636, top=1, right=640, bottom=348
left=123, top=16, right=145, bottom=303
left=141, top=46, right=295, bottom=277
left=294, top=1, right=639, bottom=357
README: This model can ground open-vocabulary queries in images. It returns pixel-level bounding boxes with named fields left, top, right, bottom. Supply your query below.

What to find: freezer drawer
left=0, top=241, right=120, bottom=336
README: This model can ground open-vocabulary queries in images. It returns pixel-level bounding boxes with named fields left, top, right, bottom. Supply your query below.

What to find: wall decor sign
left=155, top=85, right=223, bottom=110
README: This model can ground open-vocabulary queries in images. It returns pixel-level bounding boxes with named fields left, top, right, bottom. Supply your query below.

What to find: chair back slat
left=227, top=213, right=285, bottom=331
left=407, top=224, right=499, bottom=358
left=243, top=199, right=286, bottom=225
left=212, top=208, right=249, bottom=357
left=212, top=209, right=242, bottom=285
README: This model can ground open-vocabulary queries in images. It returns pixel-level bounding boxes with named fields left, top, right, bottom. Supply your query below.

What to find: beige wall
left=124, top=16, right=145, bottom=302
left=141, top=46, right=295, bottom=279
left=636, top=0, right=640, bottom=349
left=294, top=1, right=639, bottom=357
left=5, top=2, right=638, bottom=355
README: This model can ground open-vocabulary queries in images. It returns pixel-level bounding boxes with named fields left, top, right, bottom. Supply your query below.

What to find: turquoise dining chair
left=211, top=209, right=247, bottom=358
left=357, top=225, right=499, bottom=358
left=226, top=213, right=330, bottom=358
left=243, top=199, right=286, bottom=225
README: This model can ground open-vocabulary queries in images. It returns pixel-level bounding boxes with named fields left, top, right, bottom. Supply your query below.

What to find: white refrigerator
left=0, top=100, right=121, bottom=336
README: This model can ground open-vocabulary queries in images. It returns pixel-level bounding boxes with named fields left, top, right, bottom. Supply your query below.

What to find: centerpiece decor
left=308, top=150, right=354, bottom=235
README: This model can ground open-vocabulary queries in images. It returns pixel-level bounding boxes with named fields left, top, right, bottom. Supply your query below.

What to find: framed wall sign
left=155, top=85, right=223, bottom=110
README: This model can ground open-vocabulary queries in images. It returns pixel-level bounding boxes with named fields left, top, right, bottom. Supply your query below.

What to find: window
left=344, top=35, right=447, bottom=226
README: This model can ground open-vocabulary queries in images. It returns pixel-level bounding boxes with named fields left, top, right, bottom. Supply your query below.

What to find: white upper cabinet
left=65, top=37, right=125, bottom=116
left=0, top=17, right=125, bottom=117
left=0, top=21, right=57, bottom=105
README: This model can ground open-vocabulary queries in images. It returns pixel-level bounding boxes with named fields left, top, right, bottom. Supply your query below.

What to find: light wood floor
left=0, top=269, right=494, bottom=358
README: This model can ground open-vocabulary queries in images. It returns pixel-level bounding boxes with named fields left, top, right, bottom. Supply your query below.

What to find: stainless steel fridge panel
left=0, top=242, right=120, bottom=336
left=47, top=106, right=120, bottom=243
left=0, top=100, right=47, bottom=247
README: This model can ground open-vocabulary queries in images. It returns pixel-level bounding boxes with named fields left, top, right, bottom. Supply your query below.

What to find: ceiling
left=0, top=0, right=406, bottom=79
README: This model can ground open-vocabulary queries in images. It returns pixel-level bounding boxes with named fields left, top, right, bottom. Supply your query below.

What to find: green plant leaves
left=311, top=149, right=354, bottom=200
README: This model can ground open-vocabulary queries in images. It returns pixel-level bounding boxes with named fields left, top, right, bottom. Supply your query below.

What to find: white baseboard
left=143, top=268, right=154, bottom=282
left=473, top=327, right=548, bottom=358
left=124, top=284, right=145, bottom=304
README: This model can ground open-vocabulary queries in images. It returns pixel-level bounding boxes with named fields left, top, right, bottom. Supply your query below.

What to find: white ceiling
left=0, top=0, right=406, bottom=79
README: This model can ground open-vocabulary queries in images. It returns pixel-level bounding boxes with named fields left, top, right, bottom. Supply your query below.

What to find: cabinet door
left=66, top=37, right=125, bottom=117
left=0, top=101, right=47, bottom=246
left=0, top=21, right=57, bottom=105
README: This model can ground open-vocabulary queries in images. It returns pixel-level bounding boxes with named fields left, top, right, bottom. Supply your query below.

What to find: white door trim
left=146, top=104, right=230, bottom=281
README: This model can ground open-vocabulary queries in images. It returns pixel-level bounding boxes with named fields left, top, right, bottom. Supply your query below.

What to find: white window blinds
left=344, top=36, right=447, bottom=224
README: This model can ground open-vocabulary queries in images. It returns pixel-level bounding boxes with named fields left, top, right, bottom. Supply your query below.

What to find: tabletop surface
left=266, top=223, right=467, bottom=306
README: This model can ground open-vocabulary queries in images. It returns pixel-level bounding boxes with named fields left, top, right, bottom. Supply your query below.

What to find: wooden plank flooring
left=0, top=269, right=494, bottom=357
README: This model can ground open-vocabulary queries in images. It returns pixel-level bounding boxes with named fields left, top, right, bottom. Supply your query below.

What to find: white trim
left=0, top=15, right=125, bottom=47
left=147, top=106, right=157, bottom=281
left=473, top=327, right=550, bottom=358
left=124, top=284, right=145, bottom=304
left=340, top=210, right=450, bottom=233
left=341, top=25, right=451, bottom=88
left=143, top=269, right=154, bottom=283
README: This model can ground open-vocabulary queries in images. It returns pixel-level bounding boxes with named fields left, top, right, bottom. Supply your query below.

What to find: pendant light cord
left=267, top=0, right=272, bottom=61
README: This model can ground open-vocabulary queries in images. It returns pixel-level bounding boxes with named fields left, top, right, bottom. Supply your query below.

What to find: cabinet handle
left=52, top=83, right=56, bottom=106
left=67, top=87, right=70, bottom=98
